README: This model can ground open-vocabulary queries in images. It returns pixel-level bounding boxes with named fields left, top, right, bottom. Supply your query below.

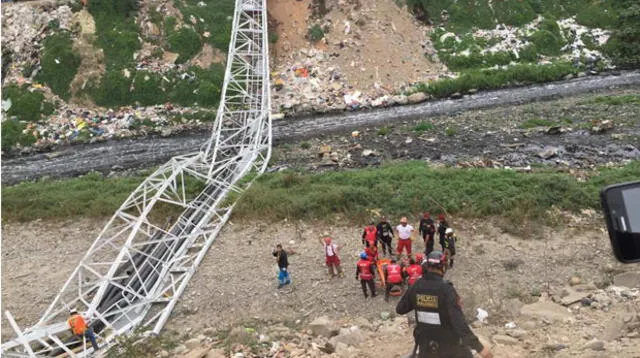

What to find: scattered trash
left=505, top=322, right=517, bottom=329
left=476, top=308, right=488, bottom=323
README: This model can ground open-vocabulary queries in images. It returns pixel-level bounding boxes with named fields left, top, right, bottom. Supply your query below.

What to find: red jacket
left=356, top=259, right=374, bottom=280
left=405, top=264, right=423, bottom=286
left=386, top=264, right=403, bottom=284
left=363, top=226, right=377, bottom=245
left=365, top=245, right=378, bottom=262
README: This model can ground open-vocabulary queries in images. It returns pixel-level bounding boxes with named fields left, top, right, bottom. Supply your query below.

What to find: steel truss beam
left=1, top=0, right=271, bottom=356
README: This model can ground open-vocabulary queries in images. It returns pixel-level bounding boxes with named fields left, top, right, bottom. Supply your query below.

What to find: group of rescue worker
left=330, top=212, right=492, bottom=358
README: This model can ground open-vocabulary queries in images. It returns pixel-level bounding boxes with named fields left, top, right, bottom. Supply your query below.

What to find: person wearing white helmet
left=444, top=228, right=457, bottom=268
left=67, top=308, right=99, bottom=351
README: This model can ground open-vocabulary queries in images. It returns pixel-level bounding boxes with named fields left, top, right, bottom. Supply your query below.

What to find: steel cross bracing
left=1, top=0, right=271, bottom=356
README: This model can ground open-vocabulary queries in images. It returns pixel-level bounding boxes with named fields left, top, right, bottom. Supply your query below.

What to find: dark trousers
left=417, top=346, right=473, bottom=358
left=380, top=237, right=393, bottom=255
left=439, top=234, right=446, bottom=250
left=385, top=282, right=402, bottom=301
left=79, top=328, right=99, bottom=351
left=360, top=279, right=375, bottom=298
left=425, top=237, right=434, bottom=255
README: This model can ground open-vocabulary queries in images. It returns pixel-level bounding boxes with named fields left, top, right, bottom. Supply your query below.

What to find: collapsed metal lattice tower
left=1, top=0, right=271, bottom=356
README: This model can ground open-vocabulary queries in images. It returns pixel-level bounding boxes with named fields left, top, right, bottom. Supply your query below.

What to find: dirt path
left=2, top=72, right=639, bottom=184
left=3, top=215, right=638, bottom=357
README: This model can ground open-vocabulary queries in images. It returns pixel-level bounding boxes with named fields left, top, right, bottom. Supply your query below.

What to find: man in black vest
left=395, top=251, right=492, bottom=358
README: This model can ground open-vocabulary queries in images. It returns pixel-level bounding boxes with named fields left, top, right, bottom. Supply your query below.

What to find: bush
left=1, top=84, right=55, bottom=122
left=1, top=119, right=36, bottom=151
left=91, top=69, right=133, bottom=107
left=604, top=0, right=640, bottom=69
left=175, top=0, right=234, bottom=51
left=131, top=71, right=164, bottom=106
left=519, top=44, right=538, bottom=62
left=36, top=31, right=81, bottom=100
left=530, top=30, right=563, bottom=56
left=307, top=24, right=324, bottom=42
left=89, top=0, right=141, bottom=70
left=493, top=0, right=537, bottom=26
left=167, top=27, right=203, bottom=63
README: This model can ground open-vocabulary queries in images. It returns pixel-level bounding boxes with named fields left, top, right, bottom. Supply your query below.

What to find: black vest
left=413, top=274, right=458, bottom=345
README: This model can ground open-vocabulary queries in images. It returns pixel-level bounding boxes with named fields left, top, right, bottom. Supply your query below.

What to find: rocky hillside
left=2, top=0, right=637, bottom=155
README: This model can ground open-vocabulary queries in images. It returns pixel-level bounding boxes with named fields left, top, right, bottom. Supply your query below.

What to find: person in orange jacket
left=356, top=252, right=377, bottom=299
left=68, top=309, right=99, bottom=351
left=384, top=259, right=404, bottom=302
left=404, top=255, right=423, bottom=286
left=364, top=240, right=379, bottom=263
left=362, top=221, right=378, bottom=248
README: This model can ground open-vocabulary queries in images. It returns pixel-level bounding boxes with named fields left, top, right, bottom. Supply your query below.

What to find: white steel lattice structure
left=1, top=0, right=271, bottom=356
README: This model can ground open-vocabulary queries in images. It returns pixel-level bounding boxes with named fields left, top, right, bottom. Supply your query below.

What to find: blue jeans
left=278, top=267, right=291, bottom=285
left=81, top=328, right=99, bottom=351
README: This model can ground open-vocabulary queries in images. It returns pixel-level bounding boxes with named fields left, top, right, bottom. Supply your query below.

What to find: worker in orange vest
left=67, top=309, right=99, bottom=351
left=356, top=252, right=377, bottom=299
left=384, top=259, right=404, bottom=302
left=364, top=240, right=379, bottom=263
left=404, top=256, right=423, bottom=286
left=362, top=221, right=378, bottom=248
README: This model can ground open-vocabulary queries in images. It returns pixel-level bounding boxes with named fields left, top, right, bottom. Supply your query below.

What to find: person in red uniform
left=321, top=236, right=344, bottom=278
left=362, top=221, right=378, bottom=248
left=405, top=257, right=423, bottom=286
left=384, top=259, right=404, bottom=302
left=364, top=240, right=379, bottom=262
left=356, top=252, right=377, bottom=298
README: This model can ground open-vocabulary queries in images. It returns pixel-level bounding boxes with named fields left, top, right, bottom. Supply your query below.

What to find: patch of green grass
left=36, top=31, right=80, bottom=100
left=232, top=161, right=640, bottom=224
left=604, top=0, right=640, bottom=69
left=520, top=118, right=555, bottom=128
left=417, top=62, right=579, bottom=99
left=530, top=30, right=564, bottom=56
left=167, top=27, right=203, bottom=63
left=445, top=126, right=457, bottom=136
left=307, top=24, right=324, bottom=42
left=493, top=0, right=537, bottom=27
left=377, top=127, right=391, bottom=136
left=413, top=121, right=434, bottom=133
left=175, top=0, right=234, bottom=51
left=88, top=0, right=141, bottom=70
left=4, top=162, right=640, bottom=223
left=590, top=94, right=640, bottom=105
left=269, top=31, right=279, bottom=44
left=300, top=141, right=312, bottom=149
left=1, top=84, right=55, bottom=122
left=1, top=119, right=37, bottom=152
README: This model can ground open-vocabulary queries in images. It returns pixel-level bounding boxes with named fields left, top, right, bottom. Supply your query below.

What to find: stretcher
left=376, top=258, right=403, bottom=296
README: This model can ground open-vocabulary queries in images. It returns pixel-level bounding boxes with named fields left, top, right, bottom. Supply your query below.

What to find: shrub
left=91, top=69, right=133, bottom=107
left=167, top=27, right=203, bottom=63
left=300, top=141, right=311, bottom=149
left=89, top=0, right=141, bottom=70
left=519, top=44, right=538, bottom=62
left=377, top=127, right=391, bottom=136
left=1, top=84, right=55, bottom=122
left=269, top=31, right=279, bottom=44
left=414, top=121, right=434, bottom=133
left=530, top=30, right=563, bottom=56
left=493, top=0, right=537, bottom=27
left=604, top=0, right=640, bottom=69
left=307, top=24, right=324, bottom=42
left=1, top=119, right=36, bottom=151
left=175, top=0, right=234, bottom=51
left=131, top=71, right=164, bottom=106
left=36, top=31, right=81, bottom=100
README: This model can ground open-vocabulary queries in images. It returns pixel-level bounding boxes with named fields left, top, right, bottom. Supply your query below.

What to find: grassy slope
left=3, top=162, right=639, bottom=224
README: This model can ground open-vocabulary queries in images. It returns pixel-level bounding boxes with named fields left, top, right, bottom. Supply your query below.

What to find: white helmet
left=445, top=228, right=454, bottom=235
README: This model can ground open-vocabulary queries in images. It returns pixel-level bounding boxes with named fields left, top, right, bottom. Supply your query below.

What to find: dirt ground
left=269, top=0, right=443, bottom=94
left=2, top=213, right=639, bottom=356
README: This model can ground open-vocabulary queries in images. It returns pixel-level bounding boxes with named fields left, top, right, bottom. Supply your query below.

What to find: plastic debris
left=476, top=308, right=488, bottom=323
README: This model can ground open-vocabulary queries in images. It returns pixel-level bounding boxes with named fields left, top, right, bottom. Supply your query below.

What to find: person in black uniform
left=396, top=251, right=493, bottom=358
left=437, top=215, right=449, bottom=251
left=377, top=216, right=394, bottom=257
left=419, top=212, right=436, bottom=255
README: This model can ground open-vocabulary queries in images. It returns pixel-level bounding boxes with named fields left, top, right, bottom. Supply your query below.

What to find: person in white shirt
left=396, top=217, right=415, bottom=257
left=320, top=235, right=344, bottom=278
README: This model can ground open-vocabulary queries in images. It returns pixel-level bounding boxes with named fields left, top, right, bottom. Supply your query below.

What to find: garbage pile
left=1, top=3, right=74, bottom=83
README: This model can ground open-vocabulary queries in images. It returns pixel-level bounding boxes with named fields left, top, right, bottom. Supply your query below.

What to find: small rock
left=506, top=329, right=527, bottom=339
left=391, top=95, right=408, bottom=105
left=233, top=353, right=244, bottom=358
left=450, top=92, right=463, bottom=99
left=173, top=344, right=188, bottom=354
left=492, top=334, right=519, bottom=345
left=380, top=312, right=391, bottom=320
left=309, top=316, right=339, bottom=338
left=362, top=149, right=375, bottom=157
left=158, top=350, right=169, bottom=358
left=613, top=272, right=640, bottom=288
left=407, top=92, right=427, bottom=104
left=583, top=339, right=605, bottom=351
left=537, top=146, right=559, bottom=160
left=544, top=343, right=568, bottom=351
left=520, top=301, right=571, bottom=322
left=329, top=326, right=365, bottom=347
left=184, top=337, right=202, bottom=350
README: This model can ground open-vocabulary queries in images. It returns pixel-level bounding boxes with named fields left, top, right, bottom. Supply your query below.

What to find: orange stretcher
left=376, top=258, right=403, bottom=296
